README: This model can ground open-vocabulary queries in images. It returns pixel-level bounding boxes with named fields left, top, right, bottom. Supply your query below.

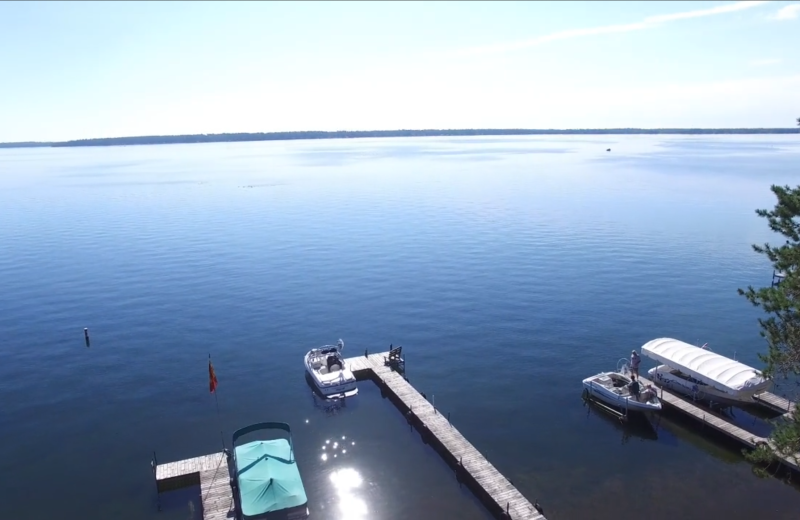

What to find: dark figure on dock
left=630, top=349, right=641, bottom=378
left=628, top=376, right=641, bottom=401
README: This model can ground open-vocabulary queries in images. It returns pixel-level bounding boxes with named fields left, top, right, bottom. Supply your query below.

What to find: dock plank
left=201, top=462, right=234, bottom=520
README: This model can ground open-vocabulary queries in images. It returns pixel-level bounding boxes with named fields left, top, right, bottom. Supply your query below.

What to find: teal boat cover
left=233, top=423, right=308, bottom=518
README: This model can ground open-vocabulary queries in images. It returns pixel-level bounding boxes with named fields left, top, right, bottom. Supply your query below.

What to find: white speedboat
left=583, top=370, right=662, bottom=413
left=642, top=337, right=772, bottom=405
left=304, top=339, right=358, bottom=399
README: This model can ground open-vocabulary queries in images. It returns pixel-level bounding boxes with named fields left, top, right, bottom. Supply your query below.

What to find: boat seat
left=319, top=366, right=329, bottom=375
left=330, top=364, right=341, bottom=372
left=595, top=376, right=614, bottom=388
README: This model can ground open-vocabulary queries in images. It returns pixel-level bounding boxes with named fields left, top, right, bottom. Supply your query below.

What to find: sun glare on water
left=330, top=467, right=367, bottom=519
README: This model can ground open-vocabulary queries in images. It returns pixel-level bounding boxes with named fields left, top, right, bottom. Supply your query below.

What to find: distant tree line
left=1, top=127, right=798, bottom=149
left=0, top=141, right=53, bottom=148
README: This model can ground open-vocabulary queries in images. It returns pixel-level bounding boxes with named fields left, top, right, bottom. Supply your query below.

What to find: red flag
left=209, top=357, right=218, bottom=393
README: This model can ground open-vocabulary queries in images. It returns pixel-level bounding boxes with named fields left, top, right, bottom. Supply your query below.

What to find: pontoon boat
left=642, top=337, right=772, bottom=405
left=230, top=422, right=309, bottom=520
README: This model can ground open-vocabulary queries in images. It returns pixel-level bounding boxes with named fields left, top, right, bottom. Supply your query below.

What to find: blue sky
left=0, top=1, right=798, bottom=141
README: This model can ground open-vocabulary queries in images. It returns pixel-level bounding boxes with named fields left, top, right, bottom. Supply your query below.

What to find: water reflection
left=329, top=468, right=368, bottom=519
left=584, top=400, right=659, bottom=444
left=320, top=435, right=354, bottom=463
left=305, top=372, right=353, bottom=416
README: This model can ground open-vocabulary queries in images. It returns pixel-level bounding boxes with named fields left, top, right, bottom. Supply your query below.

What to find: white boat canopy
left=640, top=338, right=770, bottom=396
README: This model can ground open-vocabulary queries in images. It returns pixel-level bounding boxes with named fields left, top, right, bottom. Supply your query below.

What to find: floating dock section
left=753, top=391, right=796, bottom=417
left=152, top=351, right=546, bottom=520
left=639, top=375, right=799, bottom=472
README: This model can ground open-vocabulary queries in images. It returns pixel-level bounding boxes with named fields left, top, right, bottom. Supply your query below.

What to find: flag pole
left=209, top=354, right=225, bottom=450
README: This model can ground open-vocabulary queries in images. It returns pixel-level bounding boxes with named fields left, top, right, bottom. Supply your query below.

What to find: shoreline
left=1, top=127, right=798, bottom=149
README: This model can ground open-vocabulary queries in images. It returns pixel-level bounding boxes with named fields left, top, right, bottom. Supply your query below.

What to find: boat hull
left=647, top=365, right=767, bottom=406
left=583, top=372, right=662, bottom=413
left=304, top=352, right=358, bottom=399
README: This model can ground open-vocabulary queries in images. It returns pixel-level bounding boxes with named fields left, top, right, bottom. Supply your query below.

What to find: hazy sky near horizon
left=1, top=1, right=799, bottom=142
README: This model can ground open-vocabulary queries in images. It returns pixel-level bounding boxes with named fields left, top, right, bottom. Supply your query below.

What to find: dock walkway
left=347, top=352, right=546, bottom=520
left=754, top=391, right=796, bottom=417
left=153, top=452, right=233, bottom=520
left=639, top=375, right=800, bottom=471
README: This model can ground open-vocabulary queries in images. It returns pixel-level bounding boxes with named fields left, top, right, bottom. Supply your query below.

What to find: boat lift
left=583, top=387, right=630, bottom=422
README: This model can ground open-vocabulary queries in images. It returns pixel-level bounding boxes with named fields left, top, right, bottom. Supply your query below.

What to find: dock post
left=152, top=451, right=160, bottom=511
left=84, top=328, right=90, bottom=347
left=364, top=348, right=368, bottom=358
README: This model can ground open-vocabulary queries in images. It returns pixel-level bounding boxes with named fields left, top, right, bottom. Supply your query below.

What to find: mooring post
left=84, top=327, right=90, bottom=347
left=364, top=348, right=368, bottom=358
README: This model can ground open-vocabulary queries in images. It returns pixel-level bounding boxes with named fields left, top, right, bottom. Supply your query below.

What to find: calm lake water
left=1, top=135, right=799, bottom=520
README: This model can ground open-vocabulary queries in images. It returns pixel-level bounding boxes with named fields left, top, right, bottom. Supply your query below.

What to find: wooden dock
left=153, top=451, right=234, bottom=519
left=347, top=351, right=546, bottom=520
left=639, top=375, right=800, bottom=472
left=152, top=350, right=545, bottom=520
left=754, top=391, right=796, bottom=417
